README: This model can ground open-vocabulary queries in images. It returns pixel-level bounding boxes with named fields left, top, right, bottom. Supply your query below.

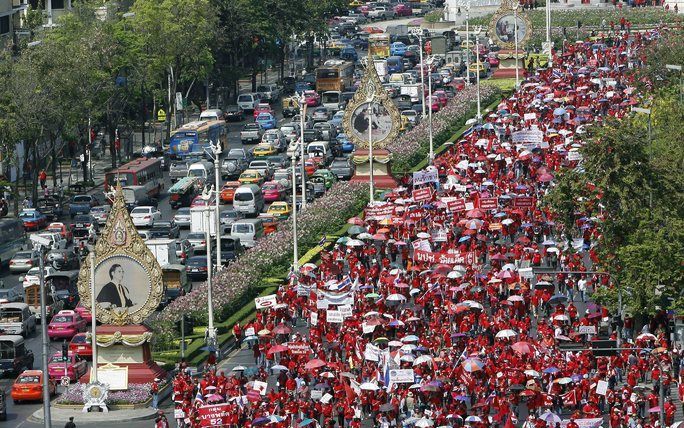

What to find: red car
left=47, top=310, right=87, bottom=340
left=433, top=90, right=448, bottom=108
left=74, top=303, right=92, bottom=324
left=11, top=370, right=56, bottom=403
left=47, top=352, right=88, bottom=381
left=303, top=90, right=320, bottom=107
left=487, top=52, right=500, bottom=67
left=451, top=78, right=466, bottom=91
left=261, top=181, right=287, bottom=202
left=426, top=96, right=440, bottom=112
left=252, top=102, right=274, bottom=119
left=46, top=222, right=73, bottom=244
left=393, top=3, right=413, bottom=16
left=190, top=195, right=216, bottom=208
left=69, top=332, right=93, bottom=359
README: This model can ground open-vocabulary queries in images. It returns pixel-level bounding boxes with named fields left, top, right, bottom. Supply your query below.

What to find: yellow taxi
left=266, top=201, right=292, bottom=220
left=468, top=62, right=487, bottom=78
left=349, top=0, right=364, bottom=7
left=238, top=169, right=265, bottom=186
left=252, top=143, right=277, bottom=157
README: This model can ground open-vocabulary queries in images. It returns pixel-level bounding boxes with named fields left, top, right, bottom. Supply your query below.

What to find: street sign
left=61, top=376, right=70, bottom=386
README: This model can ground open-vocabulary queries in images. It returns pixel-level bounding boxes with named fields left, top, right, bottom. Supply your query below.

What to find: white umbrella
left=388, top=340, right=403, bottom=347
left=360, top=382, right=380, bottom=391
left=447, top=270, right=464, bottom=279
left=401, top=335, right=420, bottom=343
left=387, top=294, right=407, bottom=302
left=416, top=232, right=431, bottom=239
left=501, top=263, right=517, bottom=271
left=507, top=295, right=525, bottom=302
left=452, top=265, right=467, bottom=273
left=232, top=366, right=246, bottom=371
left=465, top=416, right=482, bottom=423
left=524, top=369, right=541, bottom=378
left=553, top=314, right=570, bottom=322
left=501, top=218, right=515, bottom=225
left=400, top=344, right=417, bottom=352
left=400, top=354, right=416, bottom=362
left=495, top=329, right=518, bottom=339
left=413, top=355, right=434, bottom=366
left=358, top=232, right=373, bottom=240
left=462, top=300, right=483, bottom=310
left=415, top=418, right=435, bottom=428
left=346, top=239, right=364, bottom=247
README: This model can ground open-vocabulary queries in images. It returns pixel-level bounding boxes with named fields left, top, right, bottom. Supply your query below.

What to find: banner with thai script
left=512, top=129, right=544, bottom=144
left=365, top=203, right=395, bottom=220
left=198, top=404, right=232, bottom=427
left=413, top=249, right=476, bottom=265
left=413, top=169, right=439, bottom=186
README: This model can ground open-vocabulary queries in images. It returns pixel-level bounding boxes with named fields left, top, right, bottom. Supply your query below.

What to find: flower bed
left=56, top=383, right=152, bottom=406
left=153, top=182, right=370, bottom=340
left=389, top=84, right=501, bottom=173
left=469, top=8, right=678, bottom=28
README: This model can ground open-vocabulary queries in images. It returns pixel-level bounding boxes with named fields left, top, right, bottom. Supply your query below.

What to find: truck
left=386, top=24, right=409, bottom=38
left=190, top=206, right=217, bottom=236
left=0, top=303, right=36, bottom=337
left=400, top=83, right=424, bottom=103
left=145, top=239, right=180, bottom=267
left=24, top=284, right=64, bottom=323
left=429, top=35, right=448, bottom=56
left=240, top=123, right=264, bottom=144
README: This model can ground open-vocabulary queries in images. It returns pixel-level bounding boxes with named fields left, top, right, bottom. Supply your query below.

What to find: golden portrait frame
left=488, top=1, right=532, bottom=51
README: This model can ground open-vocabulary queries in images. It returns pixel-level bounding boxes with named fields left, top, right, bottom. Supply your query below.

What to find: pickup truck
left=368, top=6, right=396, bottom=20
left=240, top=123, right=264, bottom=144
left=247, top=160, right=274, bottom=180
left=0, top=303, right=37, bottom=337
left=221, top=156, right=249, bottom=180
left=169, top=160, right=189, bottom=183
left=68, top=194, right=100, bottom=217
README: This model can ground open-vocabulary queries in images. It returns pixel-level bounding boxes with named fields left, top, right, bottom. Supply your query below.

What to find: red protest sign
left=405, top=209, right=424, bottom=221
left=365, top=203, right=394, bottom=220
left=447, top=198, right=466, bottom=212
left=413, top=249, right=476, bottom=265
left=288, top=342, right=312, bottom=355
left=479, top=197, right=499, bottom=210
left=246, top=389, right=262, bottom=402
left=198, top=404, right=231, bottom=427
left=513, top=196, right=535, bottom=208
left=412, top=187, right=432, bottom=202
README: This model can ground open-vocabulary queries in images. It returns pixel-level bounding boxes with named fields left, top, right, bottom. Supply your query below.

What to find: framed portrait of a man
left=94, top=255, right=151, bottom=314
left=350, top=102, right=395, bottom=145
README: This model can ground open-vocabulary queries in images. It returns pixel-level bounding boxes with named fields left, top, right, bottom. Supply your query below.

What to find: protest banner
left=512, top=129, right=544, bottom=144
left=326, top=310, right=344, bottom=323
left=310, top=389, right=323, bottom=401
left=513, top=196, right=535, bottom=208
left=561, top=418, right=603, bottom=428
left=432, top=229, right=448, bottom=242
left=310, top=311, right=318, bottom=326
left=365, top=203, right=395, bottom=220
left=198, top=404, right=232, bottom=427
left=414, top=249, right=475, bottom=265
left=389, top=369, right=415, bottom=384
left=244, top=327, right=255, bottom=338
left=254, top=294, right=277, bottom=309
left=447, top=198, right=466, bottom=212
left=362, top=323, right=376, bottom=334
left=253, top=380, right=268, bottom=395
left=413, top=169, right=439, bottom=185
left=364, top=343, right=381, bottom=361
left=578, top=325, right=597, bottom=335
left=318, top=290, right=355, bottom=306
left=479, top=197, right=499, bottom=210
left=412, top=187, right=432, bottom=202
left=288, top=342, right=312, bottom=355
left=339, top=305, right=353, bottom=318
left=519, top=267, right=534, bottom=279
left=595, top=380, right=608, bottom=396
left=524, top=112, right=537, bottom=121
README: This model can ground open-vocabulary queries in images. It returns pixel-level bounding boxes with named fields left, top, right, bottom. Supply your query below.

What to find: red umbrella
left=538, top=173, right=554, bottom=183
left=466, top=209, right=484, bottom=219
left=516, top=236, right=531, bottom=244
left=272, top=323, right=292, bottom=335
left=305, top=359, right=327, bottom=370
left=348, top=217, right=364, bottom=225
left=267, top=344, right=289, bottom=356
left=511, top=341, right=535, bottom=355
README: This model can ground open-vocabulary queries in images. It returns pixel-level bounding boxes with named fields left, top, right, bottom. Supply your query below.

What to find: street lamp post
left=203, top=194, right=217, bottom=353
left=427, top=57, right=434, bottom=164
left=410, top=29, right=427, bottom=118
left=367, top=94, right=375, bottom=203
left=513, top=3, right=520, bottom=89
left=474, top=26, right=482, bottom=122
left=210, top=141, right=222, bottom=269
left=465, top=1, right=471, bottom=85
left=36, top=243, right=51, bottom=428
left=291, top=151, right=298, bottom=271
left=298, top=92, right=308, bottom=209
left=546, top=0, right=552, bottom=67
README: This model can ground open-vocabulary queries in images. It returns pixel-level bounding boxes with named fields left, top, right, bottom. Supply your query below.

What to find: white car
left=90, top=205, right=112, bottom=225
left=130, top=206, right=162, bottom=228
left=33, top=232, right=67, bottom=250
left=22, top=266, right=57, bottom=288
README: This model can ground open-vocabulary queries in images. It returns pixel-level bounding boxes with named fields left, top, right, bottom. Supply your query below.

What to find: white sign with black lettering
left=389, top=369, right=415, bottom=384
left=326, top=310, right=343, bottom=323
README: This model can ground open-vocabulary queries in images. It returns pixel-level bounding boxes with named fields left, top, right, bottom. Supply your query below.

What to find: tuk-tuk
left=161, top=264, right=192, bottom=307
left=47, top=270, right=80, bottom=310
left=35, top=195, right=63, bottom=221
left=309, top=175, right=327, bottom=198
left=282, top=97, right=300, bottom=118
left=168, top=177, right=200, bottom=209
left=72, top=226, right=92, bottom=248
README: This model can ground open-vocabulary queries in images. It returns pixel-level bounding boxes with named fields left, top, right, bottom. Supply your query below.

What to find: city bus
left=315, top=60, right=355, bottom=93
left=168, top=120, right=227, bottom=159
left=368, top=33, right=391, bottom=58
left=0, top=218, right=27, bottom=268
left=104, top=157, right=164, bottom=198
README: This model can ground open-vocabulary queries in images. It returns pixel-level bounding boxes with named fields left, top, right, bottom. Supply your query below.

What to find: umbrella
left=415, top=418, right=435, bottom=428
left=553, top=107, right=566, bottom=116
left=387, top=294, right=407, bottom=302
left=539, top=411, right=562, bottom=424
left=357, top=232, right=373, bottom=240
left=272, top=324, right=292, bottom=335
left=267, top=344, right=289, bottom=355
left=402, top=335, right=420, bottom=343
left=495, top=329, right=518, bottom=339
left=538, top=173, right=554, bottom=182
left=507, top=295, right=525, bottom=302
left=271, top=365, right=288, bottom=372
left=511, top=341, right=535, bottom=355
left=348, top=226, right=366, bottom=236
left=554, top=377, right=573, bottom=384
left=253, top=417, right=271, bottom=426
left=543, top=367, right=560, bottom=374
left=347, top=217, right=364, bottom=225
left=524, top=369, right=541, bottom=378
left=462, top=358, right=484, bottom=372
left=637, top=333, right=656, bottom=340
left=360, top=382, right=380, bottom=391
left=553, top=314, right=570, bottom=322
left=206, top=394, right=223, bottom=401
left=232, top=366, right=246, bottom=371
left=304, top=359, right=327, bottom=370
left=299, top=419, right=316, bottom=427
left=548, top=294, right=567, bottom=304
left=465, top=416, right=482, bottom=423
left=413, top=355, right=434, bottom=366
left=346, top=239, right=365, bottom=247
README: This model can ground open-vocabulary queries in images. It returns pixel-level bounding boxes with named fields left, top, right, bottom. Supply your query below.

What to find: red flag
left=561, top=389, right=577, bottom=407
left=340, top=374, right=354, bottom=401
left=246, top=389, right=261, bottom=402
left=504, top=414, right=516, bottom=428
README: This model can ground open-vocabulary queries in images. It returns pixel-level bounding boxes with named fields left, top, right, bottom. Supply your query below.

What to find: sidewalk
left=29, top=406, right=159, bottom=424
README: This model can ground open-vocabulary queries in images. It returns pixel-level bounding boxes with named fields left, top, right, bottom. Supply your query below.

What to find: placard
left=310, top=311, right=318, bottom=326
left=512, top=129, right=544, bottom=144
left=311, top=389, right=323, bottom=401
left=453, top=184, right=467, bottom=193
left=519, top=268, right=534, bottom=279
left=362, top=323, right=376, bottom=334
left=413, top=249, right=476, bottom=266
left=432, top=230, right=448, bottom=242
left=578, top=325, right=597, bottom=335
left=447, top=198, right=466, bottom=212
left=339, top=305, right=353, bottom=318
left=326, top=310, right=344, bottom=323
left=413, top=169, right=439, bottom=185
left=254, top=294, right=277, bottom=310
left=513, top=196, right=535, bottom=208
left=316, top=299, right=329, bottom=310
left=288, top=342, right=312, bottom=355
left=364, top=343, right=381, bottom=361
left=524, top=113, right=537, bottom=121
left=595, top=380, right=608, bottom=396
left=412, top=187, right=432, bottom=202
left=365, top=203, right=395, bottom=220
left=253, top=380, right=268, bottom=395
left=89, top=364, right=128, bottom=391
left=465, top=202, right=475, bottom=210
left=244, top=327, right=255, bottom=338
left=389, top=369, right=415, bottom=384
left=198, top=403, right=232, bottom=427
left=567, top=151, right=583, bottom=161
left=479, top=197, right=499, bottom=210
left=174, top=409, right=186, bottom=420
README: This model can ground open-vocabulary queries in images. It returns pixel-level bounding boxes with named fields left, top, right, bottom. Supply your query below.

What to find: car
left=252, top=143, right=278, bottom=158
left=0, top=388, right=5, bottom=420
left=175, top=239, right=194, bottom=265
left=261, top=181, right=287, bottom=202
left=130, top=206, right=161, bottom=228
left=426, top=95, right=440, bottom=112
left=22, top=266, right=56, bottom=288
left=228, top=148, right=253, bottom=162
left=47, top=310, right=86, bottom=340
left=185, top=256, right=210, bottom=280
left=262, top=130, right=287, bottom=152
left=72, top=214, right=99, bottom=233
left=252, top=102, right=274, bottom=119
left=390, top=42, right=408, bottom=57
left=312, top=107, right=331, bottom=122
left=312, top=169, right=337, bottom=190
left=47, top=352, right=87, bottom=381
left=433, top=90, right=448, bottom=107
left=173, top=207, right=192, bottom=228
left=393, top=3, right=413, bottom=16
left=221, top=156, right=249, bottom=180
left=255, top=113, right=277, bottom=130
left=10, top=370, right=54, bottom=403
left=279, top=123, right=300, bottom=144
left=368, top=6, right=395, bottom=20
left=303, top=90, right=320, bottom=107
left=0, top=286, right=24, bottom=303
left=236, top=93, right=260, bottom=112
left=68, top=194, right=99, bottom=217
left=149, top=220, right=180, bottom=239
left=199, top=108, right=224, bottom=121
left=68, top=333, right=92, bottom=359
left=256, top=84, right=281, bottom=103
left=219, top=209, right=244, bottom=228
left=218, top=236, right=244, bottom=265
left=337, top=134, right=355, bottom=153
left=401, top=109, right=419, bottom=125
left=45, top=249, right=80, bottom=271
left=240, top=123, right=265, bottom=144
left=301, top=160, right=318, bottom=176
left=258, top=214, right=279, bottom=235
left=31, top=232, right=67, bottom=250
left=239, top=169, right=265, bottom=186
left=46, top=222, right=73, bottom=245
left=340, top=46, right=358, bottom=61
left=330, top=110, right=345, bottom=128
left=266, top=201, right=292, bottom=220
left=190, top=194, right=216, bottom=208
left=19, top=209, right=48, bottom=231
left=247, top=160, right=274, bottom=180
left=35, top=196, right=63, bottom=221
left=329, top=157, right=355, bottom=180
left=73, top=303, right=92, bottom=324
left=220, top=181, right=241, bottom=204
left=186, top=232, right=210, bottom=252
left=9, top=251, right=41, bottom=274
left=313, top=122, right=337, bottom=142
left=89, top=205, right=111, bottom=225
left=224, top=104, right=244, bottom=121
left=265, top=154, right=290, bottom=170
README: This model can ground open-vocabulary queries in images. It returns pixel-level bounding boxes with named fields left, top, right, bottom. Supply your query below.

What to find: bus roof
left=109, top=157, right=162, bottom=173
left=171, top=120, right=224, bottom=135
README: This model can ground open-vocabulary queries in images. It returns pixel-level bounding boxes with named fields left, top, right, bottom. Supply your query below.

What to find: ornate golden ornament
left=342, top=57, right=402, bottom=150
left=488, top=1, right=532, bottom=51
left=77, top=185, right=164, bottom=325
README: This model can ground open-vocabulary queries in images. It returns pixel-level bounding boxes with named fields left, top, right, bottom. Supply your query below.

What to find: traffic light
left=62, top=340, right=69, bottom=359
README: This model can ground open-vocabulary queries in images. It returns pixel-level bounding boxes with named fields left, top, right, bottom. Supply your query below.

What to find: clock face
left=350, top=101, right=394, bottom=144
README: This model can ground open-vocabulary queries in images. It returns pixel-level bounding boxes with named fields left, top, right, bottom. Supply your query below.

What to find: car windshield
left=188, top=169, right=205, bottom=177
left=50, top=355, right=70, bottom=363
left=19, top=211, right=35, bottom=218
left=237, top=95, right=252, bottom=102
left=91, top=207, right=106, bottom=213
left=234, top=192, right=253, bottom=202
left=0, top=290, right=14, bottom=299
left=52, top=315, right=72, bottom=323
left=177, top=208, right=190, bottom=215
left=14, top=252, right=33, bottom=259
left=187, top=258, right=205, bottom=266
left=332, top=161, right=348, bottom=167
left=131, top=208, right=150, bottom=214
left=222, top=211, right=238, bottom=219
left=271, top=205, right=287, bottom=212
left=71, top=335, right=87, bottom=344
left=262, top=184, right=277, bottom=190
left=187, top=233, right=204, bottom=240
left=17, top=375, right=40, bottom=384
left=73, top=196, right=91, bottom=203
left=232, top=224, right=253, bottom=233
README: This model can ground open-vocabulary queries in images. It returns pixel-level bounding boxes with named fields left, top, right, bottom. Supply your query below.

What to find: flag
left=463, top=127, right=474, bottom=137
left=195, top=392, right=204, bottom=403
left=246, top=389, right=261, bottom=402
left=334, top=276, right=352, bottom=292
left=561, top=389, right=577, bottom=407
left=318, top=235, right=327, bottom=247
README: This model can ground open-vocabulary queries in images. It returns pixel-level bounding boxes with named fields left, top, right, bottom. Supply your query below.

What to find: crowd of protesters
left=164, top=26, right=683, bottom=428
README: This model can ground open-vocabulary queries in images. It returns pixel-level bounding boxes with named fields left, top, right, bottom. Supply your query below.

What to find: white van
left=0, top=303, right=36, bottom=337
left=187, top=161, right=214, bottom=186
left=237, top=93, right=260, bottom=112
left=230, top=219, right=264, bottom=248
left=307, top=141, right=332, bottom=162
left=233, top=184, right=265, bottom=217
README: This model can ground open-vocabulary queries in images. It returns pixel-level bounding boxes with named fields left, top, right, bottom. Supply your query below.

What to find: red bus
left=104, top=158, right=163, bottom=197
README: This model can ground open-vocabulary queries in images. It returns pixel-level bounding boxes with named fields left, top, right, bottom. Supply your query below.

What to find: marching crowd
left=164, top=26, right=682, bottom=428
